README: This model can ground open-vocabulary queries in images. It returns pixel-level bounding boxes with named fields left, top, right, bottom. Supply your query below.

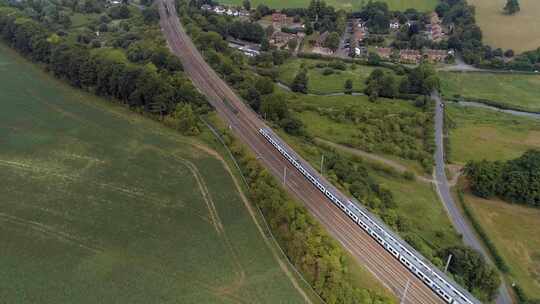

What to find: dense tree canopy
left=465, top=150, right=540, bottom=207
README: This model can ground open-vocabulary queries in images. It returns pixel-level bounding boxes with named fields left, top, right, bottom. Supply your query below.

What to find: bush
left=322, top=67, right=334, bottom=75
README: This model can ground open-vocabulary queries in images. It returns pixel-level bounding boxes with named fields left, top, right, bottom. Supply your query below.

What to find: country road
left=432, top=92, right=513, bottom=304
left=158, top=1, right=446, bottom=303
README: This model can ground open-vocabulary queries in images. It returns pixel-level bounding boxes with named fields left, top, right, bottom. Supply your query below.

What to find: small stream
left=452, top=101, right=540, bottom=120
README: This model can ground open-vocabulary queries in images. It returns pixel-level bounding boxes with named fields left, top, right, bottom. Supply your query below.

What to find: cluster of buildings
left=426, top=12, right=444, bottom=42
left=201, top=4, right=250, bottom=17
left=375, top=47, right=451, bottom=64
left=268, top=12, right=304, bottom=49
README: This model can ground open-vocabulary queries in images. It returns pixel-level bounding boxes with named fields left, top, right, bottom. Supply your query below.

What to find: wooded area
left=465, top=149, right=540, bottom=208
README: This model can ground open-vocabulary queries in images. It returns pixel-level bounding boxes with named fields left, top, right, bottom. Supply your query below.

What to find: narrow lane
left=432, top=92, right=513, bottom=304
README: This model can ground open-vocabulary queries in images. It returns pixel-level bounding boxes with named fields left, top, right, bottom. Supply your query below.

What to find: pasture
left=0, top=44, right=307, bottom=303
left=447, top=105, right=540, bottom=164
left=278, top=58, right=381, bottom=95
left=219, top=0, right=437, bottom=11
left=467, top=0, right=540, bottom=53
left=440, top=71, right=540, bottom=113
left=463, top=192, right=540, bottom=300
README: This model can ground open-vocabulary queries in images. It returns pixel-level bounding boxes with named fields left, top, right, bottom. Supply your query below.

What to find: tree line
left=464, top=149, right=540, bottom=208
left=0, top=4, right=208, bottom=134
left=223, top=129, right=394, bottom=304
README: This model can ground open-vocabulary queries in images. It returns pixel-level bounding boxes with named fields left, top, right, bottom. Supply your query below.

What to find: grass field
left=288, top=93, right=429, bottom=174
left=0, top=44, right=309, bottom=303
left=467, top=0, right=540, bottom=53
left=440, top=71, right=540, bottom=113
left=220, top=0, right=437, bottom=11
left=447, top=105, right=540, bottom=164
left=278, top=58, right=381, bottom=95
left=462, top=191, right=540, bottom=300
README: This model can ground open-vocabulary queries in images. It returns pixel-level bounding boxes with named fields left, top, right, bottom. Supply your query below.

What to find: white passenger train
left=259, top=128, right=481, bottom=304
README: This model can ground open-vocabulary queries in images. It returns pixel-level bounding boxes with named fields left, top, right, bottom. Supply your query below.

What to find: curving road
left=432, top=92, right=513, bottom=304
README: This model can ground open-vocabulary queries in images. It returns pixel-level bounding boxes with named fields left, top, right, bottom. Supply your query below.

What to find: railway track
left=158, top=2, right=446, bottom=303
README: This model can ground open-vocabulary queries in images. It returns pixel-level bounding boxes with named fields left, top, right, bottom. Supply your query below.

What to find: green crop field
left=278, top=58, right=382, bottom=95
left=463, top=192, right=540, bottom=300
left=447, top=105, right=540, bottom=164
left=440, top=71, right=540, bottom=113
left=0, top=44, right=308, bottom=303
left=467, top=0, right=540, bottom=53
left=220, top=0, right=437, bottom=11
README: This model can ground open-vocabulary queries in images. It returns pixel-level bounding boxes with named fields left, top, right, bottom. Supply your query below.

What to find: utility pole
left=400, top=279, right=410, bottom=304
left=320, top=154, right=325, bottom=175
left=444, top=254, right=453, bottom=273
left=283, top=166, right=287, bottom=185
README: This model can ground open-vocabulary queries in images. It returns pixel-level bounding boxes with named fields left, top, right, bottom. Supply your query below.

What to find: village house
left=424, top=49, right=448, bottom=63
left=399, top=49, right=422, bottom=64
left=272, top=12, right=292, bottom=29
left=376, top=47, right=392, bottom=60
left=427, top=12, right=444, bottom=41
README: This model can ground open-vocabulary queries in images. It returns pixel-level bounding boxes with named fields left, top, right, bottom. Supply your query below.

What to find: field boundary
left=201, top=116, right=325, bottom=304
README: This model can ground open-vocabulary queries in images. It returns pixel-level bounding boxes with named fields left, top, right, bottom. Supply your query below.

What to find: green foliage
left=401, top=63, right=440, bottom=95
left=307, top=98, right=435, bottom=171
left=164, top=103, right=200, bottom=135
left=226, top=136, right=394, bottom=304
left=108, top=4, right=130, bottom=19
left=291, top=68, right=309, bottom=93
left=437, top=246, right=501, bottom=302
left=358, top=1, right=390, bottom=34
left=503, top=0, right=520, bottom=15
left=0, top=7, right=205, bottom=117
left=365, top=68, right=399, bottom=100
left=323, top=31, right=340, bottom=51
left=465, top=150, right=540, bottom=207
left=344, top=79, right=353, bottom=94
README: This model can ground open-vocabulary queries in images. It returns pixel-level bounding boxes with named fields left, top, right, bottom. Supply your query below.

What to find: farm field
left=220, top=0, right=437, bottom=11
left=462, top=192, right=540, bottom=300
left=440, top=71, right=540, bottom=113
left=447, top=105, right=540, bottom=164
left=278, top=58, right=381, bottom=95
left=467, top=0, right=540, bottom=53
left=0, top=44, right=308, bottom=303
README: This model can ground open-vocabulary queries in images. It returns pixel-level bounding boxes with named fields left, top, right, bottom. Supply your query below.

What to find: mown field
left=0, top=44, right=308, bottom=303
left=447, top=105, right=540, bottom=164
left=448, top=103, right=540, bottom=300
left=278, top=58, right=381, bottom=95
left=440, top=71, right=540, bottom=113
left=462, top=192, right=540, bottom=300
left=467, top=0, right=540, bottom=53
left=220, top=0, right=437, bottom=11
